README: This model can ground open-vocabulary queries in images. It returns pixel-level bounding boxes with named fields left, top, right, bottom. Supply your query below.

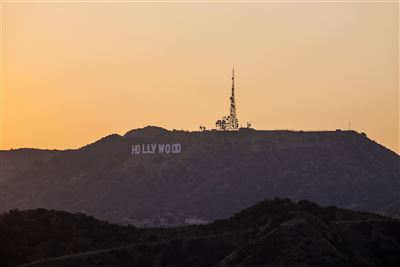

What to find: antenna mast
left=228, top=67, right=239, bottom=130
left=216, top=67, right=240, bottom=131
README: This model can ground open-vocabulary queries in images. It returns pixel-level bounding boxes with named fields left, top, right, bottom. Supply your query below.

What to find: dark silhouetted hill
left=1, top=127, right=399, bottom=226
left=1, top=199, right=400, bottom=267
left=0, top=209, right=138, bottom=267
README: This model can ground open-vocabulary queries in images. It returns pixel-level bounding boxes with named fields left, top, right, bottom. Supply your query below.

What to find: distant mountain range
left=1, top=126, right=399, bottom=226
left=1, top=198, right=400, bottom=267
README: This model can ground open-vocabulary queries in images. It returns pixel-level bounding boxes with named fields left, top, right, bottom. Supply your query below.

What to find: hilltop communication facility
left=215, top=68, right=240, bottom=131
left=215, top=68, right=252, bottom=131
left=198, top=68, right=250, bottom=132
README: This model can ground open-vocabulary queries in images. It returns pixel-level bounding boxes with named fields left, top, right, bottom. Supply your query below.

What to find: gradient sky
left=1, top=1, right=399, bottom=153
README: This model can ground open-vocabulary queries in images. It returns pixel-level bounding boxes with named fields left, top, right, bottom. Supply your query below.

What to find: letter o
left=165, top=144, right=171, bottom=153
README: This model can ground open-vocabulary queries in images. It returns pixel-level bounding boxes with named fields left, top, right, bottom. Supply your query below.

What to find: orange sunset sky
left=1, top=1, right=399, bottom=153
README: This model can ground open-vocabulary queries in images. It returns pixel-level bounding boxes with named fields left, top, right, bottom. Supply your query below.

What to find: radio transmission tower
left=216, top=67, right=239, bottom=131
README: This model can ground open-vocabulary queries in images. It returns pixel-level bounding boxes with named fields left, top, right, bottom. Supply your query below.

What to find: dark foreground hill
left=1, top=126, right=399, bottom=225
left=1, top=198, right=400, bottom=267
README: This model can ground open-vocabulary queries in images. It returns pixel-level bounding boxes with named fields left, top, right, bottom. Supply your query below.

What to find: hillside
left=1, top=126, right=399, bottom=226
left=1, top=199, right=400, bottom=267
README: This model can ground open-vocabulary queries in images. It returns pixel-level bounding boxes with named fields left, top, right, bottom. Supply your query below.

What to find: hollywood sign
left=131, top=143, right=182, bottom=155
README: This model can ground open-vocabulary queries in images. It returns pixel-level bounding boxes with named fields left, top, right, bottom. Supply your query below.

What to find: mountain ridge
left=1, top=198, right=400, bottom=267
left=1, top=126, right=399, bottom=226
left=2, top=126, right=398, bottom=155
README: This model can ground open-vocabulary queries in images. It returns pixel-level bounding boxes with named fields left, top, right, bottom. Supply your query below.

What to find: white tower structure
left=216, top=67, right=239, bottom=131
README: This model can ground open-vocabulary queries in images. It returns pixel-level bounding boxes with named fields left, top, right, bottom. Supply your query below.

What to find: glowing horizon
left=1, top=2, right=399, bottom=153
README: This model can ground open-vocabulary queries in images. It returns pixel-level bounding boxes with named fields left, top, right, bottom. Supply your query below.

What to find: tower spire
left=229, top=66, right=239, bottom=130
left=215, top=67, right=239, bottom=131
left=231, top=66, right=234, bottom=100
